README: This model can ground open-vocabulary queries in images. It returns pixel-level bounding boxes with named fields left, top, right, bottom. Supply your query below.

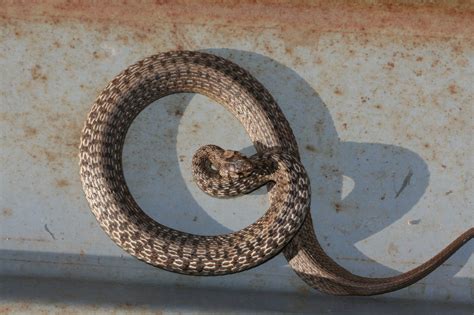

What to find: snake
left=79, top=50, right=310, bottom=275
left=79, top=50, right=473, bottom=295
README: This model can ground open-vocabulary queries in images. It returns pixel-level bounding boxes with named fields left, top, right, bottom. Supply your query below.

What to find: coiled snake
left=80, top=51, right=473, bottom=295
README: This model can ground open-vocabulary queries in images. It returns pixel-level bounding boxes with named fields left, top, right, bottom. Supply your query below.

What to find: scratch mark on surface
left=44, top=224, right=56, bottom=240
left=395, top=169, right=413, bottom=198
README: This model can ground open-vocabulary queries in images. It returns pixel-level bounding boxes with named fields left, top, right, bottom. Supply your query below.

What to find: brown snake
left=80, top=51, right=473, bottom=295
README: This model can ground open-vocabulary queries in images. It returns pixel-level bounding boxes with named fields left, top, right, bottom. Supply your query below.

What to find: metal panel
left=1, top=1, right=473, bottom=313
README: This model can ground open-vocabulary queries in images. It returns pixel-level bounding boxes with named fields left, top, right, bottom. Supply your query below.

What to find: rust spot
left=424, top=143, right=430, bottom=148
left=2, top=208, right=13, bottom=217
left=431, top=59, right=440, bottom=68
left=44, top=150, right=57, bottom=162
left=30, top=65, right=47, bottom=81
left=305, top=144, right=317, bottom=152
left=385, top=61, right=395, bottom=69
left=23, top=126, right=37, bottom=137
left=55, top=178, right=70, bottom=188
left=375, top=104, right=383, bottom=109
left=448, top=84, right=458, bottom=95
left=334, top=202, right=342, bottom=212
left=174, top=109, right=183, bottom=117
left=263, top=41, right=274, bottom=54
left=333, top=87, right=343, bottom=96
left=92, top=50, right=110, bottom=60
left=80, top=249, right=86, bottom=256
left=451, top=43, right=464, bottom=54
left=416, top=56, right=423, bottom=61
left=445, top=190, right=453, bottom=195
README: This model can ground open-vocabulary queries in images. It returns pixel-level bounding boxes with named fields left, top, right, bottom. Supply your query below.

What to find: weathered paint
left=0, top=1, right=473, bottom=313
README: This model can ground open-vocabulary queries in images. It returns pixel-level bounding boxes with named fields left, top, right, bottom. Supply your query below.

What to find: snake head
left=216, top=150, right=254, bottom=178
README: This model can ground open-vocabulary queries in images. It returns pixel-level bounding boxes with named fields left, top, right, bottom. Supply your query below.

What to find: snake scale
left=80, top=51, right=473, bottom=295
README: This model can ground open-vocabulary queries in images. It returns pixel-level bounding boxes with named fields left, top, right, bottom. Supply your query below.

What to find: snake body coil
left=79, top=51, right=310, bottom=275
left=80, top=51, right=473, bottom=295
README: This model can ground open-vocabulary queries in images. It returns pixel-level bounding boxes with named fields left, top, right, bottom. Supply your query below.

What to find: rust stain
left=334, top=202, right=342, bottom=212
left=333, top=87, right=343, bottom=96
left=2, top=208, right=13, bottom=217
left=23, top=126, right=38, bottom=137
left=448, top=83, right=458, bottom=94
left=0, top=1, right=473, bottom=40
left=92, top=50, right=110, bottom=60
left=385, top=61, right=395, bottom=70
left=2, top=110, right=81, bottom=168
left=30, top=64, right=48, bottom=82
left=44, top=149, right=57, bottom=163
left=55, top=178, right=70, bottom=188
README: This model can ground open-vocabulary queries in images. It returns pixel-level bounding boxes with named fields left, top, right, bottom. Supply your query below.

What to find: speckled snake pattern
left=79, top=51, right=473, bottom=295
